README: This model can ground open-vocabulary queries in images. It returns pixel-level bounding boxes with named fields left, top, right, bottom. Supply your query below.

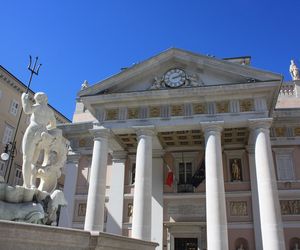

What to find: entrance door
left=175, top=238, right=198, bottom=250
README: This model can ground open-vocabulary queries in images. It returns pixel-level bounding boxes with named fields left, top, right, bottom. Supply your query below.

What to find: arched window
left=289, top=237, right=300, bottom=250
left=235, top=237, right=248, bottom=250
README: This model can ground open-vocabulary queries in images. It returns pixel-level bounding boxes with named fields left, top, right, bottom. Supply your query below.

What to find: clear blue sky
left=1, top=1, right=300, bottom=120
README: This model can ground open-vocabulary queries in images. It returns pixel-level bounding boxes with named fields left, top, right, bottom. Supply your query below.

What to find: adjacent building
left=59, top=48, right=300, bottom=250
left=0, top=66, right=70, bottom=186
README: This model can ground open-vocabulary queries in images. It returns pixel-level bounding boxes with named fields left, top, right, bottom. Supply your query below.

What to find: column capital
left=153, top=149, right=165, bottom=158
left=248, top=118, right=273, bottom=131
left=246, top=145, right=255, bottom=154
left=89, top=128, right=111, bottom=140
left=201, top=121, right=224, bottom=134
left=112, top=151, right=128, bottom=163
left=67, top=151, right=81, bottom=163
left=133, top=125, right=156, bottom=137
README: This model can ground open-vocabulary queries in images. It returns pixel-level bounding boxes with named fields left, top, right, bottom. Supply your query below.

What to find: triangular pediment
left=78, top=48, right=282, bottom=97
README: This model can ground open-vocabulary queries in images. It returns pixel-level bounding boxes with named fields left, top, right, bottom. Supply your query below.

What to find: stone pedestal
left=132, top=128, right=154, bottom=241
left=84, top=129, right=109, bottom=232
left=202, top=122, right=228, bottom=250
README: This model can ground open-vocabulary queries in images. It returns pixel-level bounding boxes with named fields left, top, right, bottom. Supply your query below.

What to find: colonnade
left=81, top=118, right=285, bottom=250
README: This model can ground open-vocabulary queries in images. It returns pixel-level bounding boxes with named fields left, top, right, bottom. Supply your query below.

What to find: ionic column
left=84, top=129, right=109, bottom=232
left=249, top=119, right=286, bottom=250
left=132, top=127, right=154, bottom=241
left=247, top=146, right=263, bottom=250
left=202, top=121, right=229, bottom=250
left=59, top=153, right=80, bottom=228
left=106, top=151, right=127, bottom=235
left=151, top=150, right=164, bottom=250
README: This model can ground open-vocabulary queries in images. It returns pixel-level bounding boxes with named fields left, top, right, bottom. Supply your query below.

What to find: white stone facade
left=60, top=49, right=300, bottom=250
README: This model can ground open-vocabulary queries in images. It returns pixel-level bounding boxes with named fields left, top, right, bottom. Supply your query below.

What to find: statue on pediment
left=290, top=60, right=300, bottom=81
left=150, top=76, right=165, bottom=90
left=186, top=73, right=204, bottom=87
left=81, top=80, right=89, bottom=90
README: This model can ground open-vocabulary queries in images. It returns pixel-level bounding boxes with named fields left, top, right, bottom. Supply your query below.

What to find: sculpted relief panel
left=280, top=200, right=300, bottom=215
left=229, top=201, right=248, bottom=216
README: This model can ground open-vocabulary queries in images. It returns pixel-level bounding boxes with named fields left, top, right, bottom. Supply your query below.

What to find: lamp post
left=1, top=56, right=41, bottom=184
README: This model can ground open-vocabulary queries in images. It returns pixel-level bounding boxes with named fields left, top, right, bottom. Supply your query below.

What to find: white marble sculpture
left=290, top=60, right=300, bottom=81
left=21, top=92, right=57, bottom=188
left=0, top=91, right=69, bottom=225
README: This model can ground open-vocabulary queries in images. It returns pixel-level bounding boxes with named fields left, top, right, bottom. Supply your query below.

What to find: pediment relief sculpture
left=149, top=68, right=204, bottom=90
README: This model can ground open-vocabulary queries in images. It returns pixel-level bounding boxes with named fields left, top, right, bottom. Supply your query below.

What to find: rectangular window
left=274, top=149, right=295, bottom=181
left=2, top=124, right=14, bottom=145
left=13, top=167, right=22, bottom=186
left=131, top=163, right=136, bottom=184
left=178, top=162, right=193, bottom=184
left=0, top=161, right=6, bottom=177
left=9, top=100, right=19, bottom=116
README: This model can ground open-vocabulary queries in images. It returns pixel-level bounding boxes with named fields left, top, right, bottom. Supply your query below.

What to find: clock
left=164, top=68, right=186, bottom=88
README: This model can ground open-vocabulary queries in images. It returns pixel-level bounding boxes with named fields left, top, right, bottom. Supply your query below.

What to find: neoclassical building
left=59, top=48, right=300, bottom=250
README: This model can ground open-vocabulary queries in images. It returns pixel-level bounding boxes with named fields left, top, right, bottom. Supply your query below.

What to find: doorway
left=174, top=238, right=198, bottom=250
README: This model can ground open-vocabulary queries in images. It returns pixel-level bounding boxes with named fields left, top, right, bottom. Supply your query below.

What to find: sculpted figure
left=237, top=244, right=245, bottom=250
left=290, top=60, right=300, bottom=80
left=21, top=92, right=56, bottom=188
left=150, top=76, right=164, bottom=89
left=294, top=243, right=300, bottom=250
left=231, top=159, right=242, bottom=181
left=0, top=200, right=44, bottom=223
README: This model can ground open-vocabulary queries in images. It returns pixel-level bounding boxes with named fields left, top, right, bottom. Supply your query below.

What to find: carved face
left=34, top=92, right=48, bottom=104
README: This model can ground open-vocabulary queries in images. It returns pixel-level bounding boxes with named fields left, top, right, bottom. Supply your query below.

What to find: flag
left=191, top=159, right=205, bottom=188
left=166, top=171, right=174, bottom=187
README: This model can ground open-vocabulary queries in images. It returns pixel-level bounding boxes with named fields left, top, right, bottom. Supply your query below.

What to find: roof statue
left=289, top=59, right=300, bottom=80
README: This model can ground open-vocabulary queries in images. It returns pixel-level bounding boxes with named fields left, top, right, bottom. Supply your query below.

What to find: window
left=9, top=100, right=19, bottom=116
left=274, top=149, right=295, bottom=181
left=13, top=167, right=22, bottom=186
left=0, top=161, right=6, bottom=177
left=178, top=162, right=192, bottom=184
left=131, top=163, right=136, bottom=184
left=2, top=124, right=14, bottom=144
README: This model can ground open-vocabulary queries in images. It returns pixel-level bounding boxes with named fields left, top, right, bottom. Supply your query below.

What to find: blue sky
left=1, top=1, right=300, bottom=120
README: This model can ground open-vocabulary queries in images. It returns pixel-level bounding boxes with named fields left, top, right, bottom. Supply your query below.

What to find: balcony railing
left=280, top=82, right=295, bottom=96
left=177, top=183, right=194, bottom=193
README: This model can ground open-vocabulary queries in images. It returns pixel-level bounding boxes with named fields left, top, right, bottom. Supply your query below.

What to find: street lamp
left=1, top=56, right=41, bottom=183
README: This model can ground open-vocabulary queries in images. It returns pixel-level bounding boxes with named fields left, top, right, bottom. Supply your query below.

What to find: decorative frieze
left=229, top=201, right=248, bottom=216
left=216, top=101, right=229, bottom=113
left=127, top=107, right=139, bottom=119
left=240, top=99, right=254, bottom=112
left=106, top=108, right=119, bottom=120
left=280, top=200, right=300, bottom=215
left=171, top=104, right=184, bottom=116
left=102, top=98, right=258, bottom=121
left=149, top=106, right=161, bottom=118
left=193, top=103, right=205, bottom=114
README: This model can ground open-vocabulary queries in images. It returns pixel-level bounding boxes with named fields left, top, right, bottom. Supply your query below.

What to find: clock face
left=164, top=69, right=186, bottom=88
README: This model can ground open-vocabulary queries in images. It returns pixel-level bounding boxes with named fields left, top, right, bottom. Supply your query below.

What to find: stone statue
left=150, top=76, right=165, bottom=90
left=231, top=159, right=242, bottom=181
left=81, top=80, right=89, bottom=90
left=186, top=73, right=203, bottom=87
left=237, top=244, right=245, bottom=250
left=21, top=92, right=56, bottom=188
left=290, top=60, right=300, bottom=80
left=0, top=91, right=68, bottom=226
left=294, top=243, right=300, bottom=250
